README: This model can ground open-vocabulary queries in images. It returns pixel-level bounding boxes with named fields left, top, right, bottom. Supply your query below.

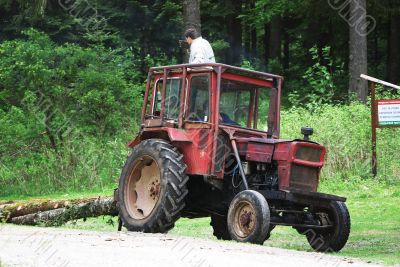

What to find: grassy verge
left=173, top=179, right=400, bottom=265
left=53, top=179, right=400, bottom=265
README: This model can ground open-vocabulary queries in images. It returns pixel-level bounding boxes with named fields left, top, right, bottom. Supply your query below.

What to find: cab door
left=181, top=73, right=215, bottom=176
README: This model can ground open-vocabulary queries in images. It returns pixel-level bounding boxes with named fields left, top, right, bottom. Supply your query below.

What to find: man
left=184, top=28, right=216, bottom=64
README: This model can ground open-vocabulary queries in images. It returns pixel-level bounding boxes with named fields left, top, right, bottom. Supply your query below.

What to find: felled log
left=11, top=197, right=117, bottom=226
left=0, top=200, right=15, bottom=205
left=0, top=198, right=98, bottom=223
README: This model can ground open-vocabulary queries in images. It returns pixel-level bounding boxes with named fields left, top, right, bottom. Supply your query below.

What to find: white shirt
left=189, top=37, right=216, bottom=64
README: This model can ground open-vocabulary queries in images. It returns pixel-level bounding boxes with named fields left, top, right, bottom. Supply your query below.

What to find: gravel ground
left=0, top=224, right=383, bottom=267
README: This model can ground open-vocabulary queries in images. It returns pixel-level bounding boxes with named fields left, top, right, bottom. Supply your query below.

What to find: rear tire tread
left=119, top=139, right=188, bottom=233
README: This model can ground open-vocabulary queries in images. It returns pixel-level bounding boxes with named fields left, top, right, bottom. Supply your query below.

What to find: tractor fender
left=128, top=127, right=192, bottom=148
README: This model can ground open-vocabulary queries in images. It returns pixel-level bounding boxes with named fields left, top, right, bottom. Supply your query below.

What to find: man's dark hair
left=184, top=28, right=200, bottom=39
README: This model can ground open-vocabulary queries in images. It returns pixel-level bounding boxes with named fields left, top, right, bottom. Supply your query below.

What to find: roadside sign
left=377, top=100, right=400, bottom=127
left=360, top=74, right=400, bottom=177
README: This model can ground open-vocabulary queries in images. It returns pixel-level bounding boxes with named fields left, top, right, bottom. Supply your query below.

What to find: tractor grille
left=295, top=146, right=322, bottom=162
left=289, top=165, right=319, bottom=191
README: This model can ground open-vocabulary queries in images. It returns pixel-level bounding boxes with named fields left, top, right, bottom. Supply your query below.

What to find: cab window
left=220, top=78, right=270, bottom=131
left=187, top=76, right=210, bottom=122
left=146, top=78, right=182, bottom=120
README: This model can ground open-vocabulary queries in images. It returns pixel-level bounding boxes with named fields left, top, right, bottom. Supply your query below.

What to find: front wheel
left=118, top=139, right=188, bottom=233
left=227, top=190, right=270, bottom=245
left=306, top=201, right=351, bottom=252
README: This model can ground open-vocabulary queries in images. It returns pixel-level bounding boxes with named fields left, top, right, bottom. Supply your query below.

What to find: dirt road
left=0, top=225, right=382, bottom=267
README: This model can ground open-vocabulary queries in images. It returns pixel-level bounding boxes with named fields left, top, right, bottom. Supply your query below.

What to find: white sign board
left=378, top=100, right=400, bottom=127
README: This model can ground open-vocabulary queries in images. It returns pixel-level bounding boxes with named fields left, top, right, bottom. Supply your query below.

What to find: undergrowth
left=281, top=102, right=400, bottom=185
left=1, top=102, right=400, bottom=197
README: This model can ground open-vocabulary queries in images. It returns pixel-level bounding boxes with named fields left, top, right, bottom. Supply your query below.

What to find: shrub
left=0, top=29, right=142, bottom=196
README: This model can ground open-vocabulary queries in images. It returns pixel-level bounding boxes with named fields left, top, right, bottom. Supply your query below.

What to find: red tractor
left=117, top=63, right=350, bottom=252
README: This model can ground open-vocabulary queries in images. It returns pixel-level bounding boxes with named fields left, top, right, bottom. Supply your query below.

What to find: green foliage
left=240, top=58, right=266, bottom=72
left=211, top=39, right=230, bottom=62
left=0, top=0, right=393, bottom=100
left=143, top=53, right=178, bottom=68
left=0, top=30, right=142, bottom=197
left=281, top=102, right=400, bottom=184
left=0, top=0, right=183, bottom=68
left=0, top=29, right=141, bottom=136
left=0, top=107, right=44, bottom=155
left=288, top=46, right=343, bottom=110
left=3, top=97, right=400, bottom=197
left=243, top=0, right=304, bottom=23
left=240, top=60, right=255, bottom=70
left=267, top=58, right=283, bottom=74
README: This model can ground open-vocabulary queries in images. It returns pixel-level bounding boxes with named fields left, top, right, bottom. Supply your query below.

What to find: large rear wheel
left=118, top=139, right=188, bottom=233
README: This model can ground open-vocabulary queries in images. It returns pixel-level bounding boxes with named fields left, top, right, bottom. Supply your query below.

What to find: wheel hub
left=125, top=156, right=161, bottom=220
left=239, top=210, right=253, bottom=228
left=233, top=201, right=256, bottom=238
left=149, top=181, right=161, bottom=200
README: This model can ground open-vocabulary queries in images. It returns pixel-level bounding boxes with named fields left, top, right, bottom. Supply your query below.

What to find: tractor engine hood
left=235, top=137, right=326, bottom=166
left=235, top=137, right=326, bottom=192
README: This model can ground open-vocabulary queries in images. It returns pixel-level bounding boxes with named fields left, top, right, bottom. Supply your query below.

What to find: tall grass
left=0, top=132, right=132, bottom=197
left=281, top=102, right=400, bottom=184
left=1, top=102, right=399, bottom=198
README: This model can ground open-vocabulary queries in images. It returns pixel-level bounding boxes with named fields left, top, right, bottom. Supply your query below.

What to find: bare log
left=0, top=198, right=98, bottom=222
left=11, top=197, right=117, bottom=226
left=0, top=200, right=15, bottom=205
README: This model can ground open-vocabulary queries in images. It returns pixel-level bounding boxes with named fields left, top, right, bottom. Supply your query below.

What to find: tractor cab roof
left=149, top=63, right=284, bottom=86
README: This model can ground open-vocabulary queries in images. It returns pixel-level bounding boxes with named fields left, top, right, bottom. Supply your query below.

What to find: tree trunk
left=374, top=29, right=379, bottom=65
left=183, top=0, right=201, bottom=63
left=226, top=0, right=242, bottom=65
left=269, top=16, right=282, bottom=62
left=0, top=198, right=98, bottom=222
left=264, top=23, right=270, bottom=66
left=348, top=0, right=368, bottom=103
left=250, top=1, right=257, bottom=59
left=283, top=29, right=290, bottom=70
left=388, top=12, right=400, bottom=85
left=251, top=27, right=257, bottom=59
left=140, top=4, right=151, bottom=73
left=243, top=26, right=251, bottom=59
left=183, top=0, right=201, bottom=34
left=10, top=197, right=117, bottom=226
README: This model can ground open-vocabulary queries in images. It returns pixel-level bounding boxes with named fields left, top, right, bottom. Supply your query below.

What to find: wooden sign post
left=360, top=74, right=400, bottom=177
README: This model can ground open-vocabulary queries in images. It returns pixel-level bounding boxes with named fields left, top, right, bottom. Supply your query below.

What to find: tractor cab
left=140, top=63, right=281, bottom=136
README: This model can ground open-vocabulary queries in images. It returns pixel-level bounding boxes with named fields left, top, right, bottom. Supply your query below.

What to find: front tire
left=227, top=190, right=270, bottom=245
left=306, top=201, right=351, bottom=252
left=118, top=139, right=188, bottom=233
